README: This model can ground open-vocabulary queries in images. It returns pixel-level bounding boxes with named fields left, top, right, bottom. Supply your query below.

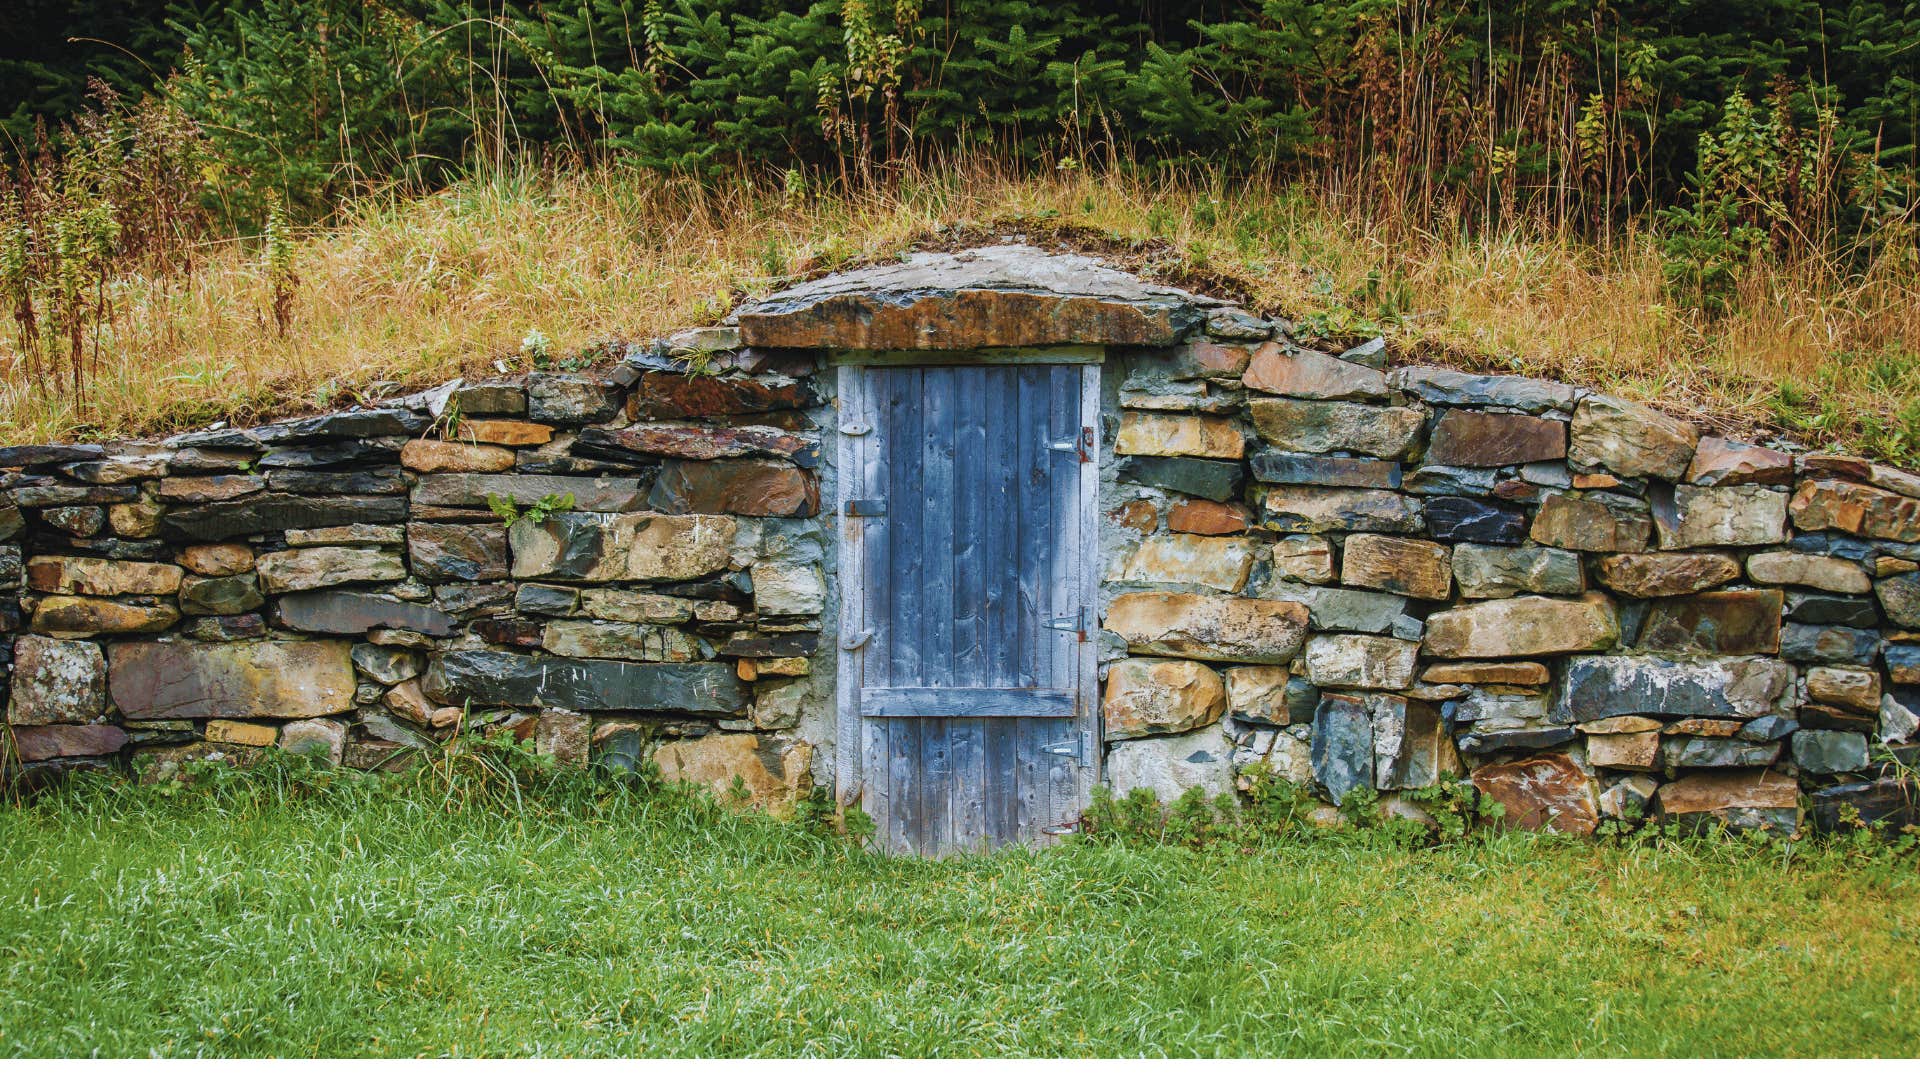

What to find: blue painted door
left=837, top=362, right=1097, bottom=855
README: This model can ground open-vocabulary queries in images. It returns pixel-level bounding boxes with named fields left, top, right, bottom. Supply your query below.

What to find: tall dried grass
left=1, top=156, right=1916, bottom=462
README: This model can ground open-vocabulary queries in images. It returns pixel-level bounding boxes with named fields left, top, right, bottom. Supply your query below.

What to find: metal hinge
left=1043, top=609, right=1087, bottom=640
left=1040, top=733, right=1088, bottom=761
left=1041, top=822, right=1082, bottom=836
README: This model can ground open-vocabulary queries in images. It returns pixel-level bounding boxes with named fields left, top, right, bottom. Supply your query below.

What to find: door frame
left=831, top=350, right=1104, bottom=845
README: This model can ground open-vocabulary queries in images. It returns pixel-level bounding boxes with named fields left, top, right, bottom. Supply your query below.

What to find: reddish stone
left=651, top=460, right=819, bottom=517
left=1685, top=437, right=1793, bottom=486
left=12, top=724, right=127, bottom=761
left=1656, top=769, right=1798, bottom=816
left=1471, top=754, right=1599, bottom=835
left=1166, top=498, right=1247, bottom=535
left=1240, top=342, right=1384, bottom=399
left=627, top=371, right=813, bottom=420
left=1108, top=499, right=1157, bottom=534
left=1187, top=341, right=1252, bottom=376
left=474, top=617, right=544, bottom=648
left=1426, top=411, right=1566, bottom=467
left=1789, top=478, right=1920, bottom=542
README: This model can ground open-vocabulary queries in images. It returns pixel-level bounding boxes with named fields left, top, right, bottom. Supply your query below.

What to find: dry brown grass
left=4, top=159, right=1918, bottom=462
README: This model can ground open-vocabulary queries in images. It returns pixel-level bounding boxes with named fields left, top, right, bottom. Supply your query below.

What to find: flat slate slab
left=108, top=640, right=356, bottom=719
left=427, top=651, right=748, bottom=715
left=735, top=245, right=1218, bottom=349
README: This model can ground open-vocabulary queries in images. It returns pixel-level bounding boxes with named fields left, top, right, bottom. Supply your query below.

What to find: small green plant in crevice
left=520, top=328, right=554, bottom=369
left=792, top=781, right=878, bottom=847
left=486, top=491, right=575, bottom=527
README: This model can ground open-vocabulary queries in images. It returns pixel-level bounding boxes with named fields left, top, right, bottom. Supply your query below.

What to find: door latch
left=1047, top=425, right=1095, bottom=463
left=843, top=499, right=886, bottom=518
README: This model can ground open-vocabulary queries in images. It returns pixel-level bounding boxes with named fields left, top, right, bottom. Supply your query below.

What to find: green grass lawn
left=0, top=773, right=1915, bottom=1057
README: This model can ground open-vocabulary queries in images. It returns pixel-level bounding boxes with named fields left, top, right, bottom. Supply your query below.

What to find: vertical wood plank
left=1076, top=362, right=1105, bottom=804
left=888, top=368, right=925, bottom=689
left=1046, top=366, right=1083, bottom=832
left=834, top=365, right=868, bottom=821
left=950, top=368, right=989, bottom=850
left=982, top=366, right=1019, bottom=846
left=920, top=366, right=956, bottom=690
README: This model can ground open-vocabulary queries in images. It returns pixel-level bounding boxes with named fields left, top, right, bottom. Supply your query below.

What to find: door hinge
left=1043, top=609, right=1087, bottom=641
left=843, top=499, right=886, bottom=518
left=1040, top=822, right=1082, bottom=836
left=1048, top=425, right=1094, bottom=463
left=840, top=629, right=873, bottom=651
left=1041, top=733, right=1088, bottom=762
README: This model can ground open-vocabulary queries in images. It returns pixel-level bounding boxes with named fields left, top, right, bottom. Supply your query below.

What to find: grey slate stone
left=1117, top=456, right=1243, bottom=502
left=163, top=495, right=410, bottom=542
left=1782, top=591, right=1879, bottom=629
left=1556, top=655, right=1793, bottom=722
left=528, top=373, right=624, bottom=424
left=1781, top=623, right=1881, bottom=665
left=277, top=590, right=458, bottom=636
left=1388, top=366, right=1579, bottom=413
left=1262, top=584, right=1407, bottom=633
left=1792, top=729, right=1869, bottom=774
left=1663, top=736, right=1782, bottom=769
left=1425, top=496, right=1527, bottom=544
left=1249, top=450, right=1400, bottom=489
left=1311, top=693, right=1374, bottom=805
left=426, top=650, right=748, bottom=715
left=410, top=473, right=651, bottom=512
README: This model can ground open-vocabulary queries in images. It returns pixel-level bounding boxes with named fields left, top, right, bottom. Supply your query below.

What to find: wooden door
left=835, top=361, right=1099, bottom=856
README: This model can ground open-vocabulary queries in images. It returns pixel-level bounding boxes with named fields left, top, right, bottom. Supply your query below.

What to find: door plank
left=919, top=366, right=956, bottom=690
left=887, top=368, right=925, bottom=688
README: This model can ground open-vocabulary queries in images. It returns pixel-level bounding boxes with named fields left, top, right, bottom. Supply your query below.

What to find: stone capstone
left=1569, top=395, right=1698, bottom=480
left=1103, top=591, right=1308, bottom=663
left=1240, top=342, right=1386, bottom=399
left=1685, top=437, right=1793, bottom=486
left=736, top=246, right=1201, bottom=349
left=1102, top=659, right=1227, bottom=739
left=108, top=640, right=356, bottom=719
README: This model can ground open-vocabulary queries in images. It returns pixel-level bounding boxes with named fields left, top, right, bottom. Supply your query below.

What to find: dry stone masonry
left=2, top=244, right=1916, bottom=838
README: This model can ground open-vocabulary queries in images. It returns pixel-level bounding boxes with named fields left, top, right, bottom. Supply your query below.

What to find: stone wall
left=1095, top=328, right=1919, bottom=834
left=0, top=336, right=832, bottom=808
left=3, top=243, right=1917, bottom=837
